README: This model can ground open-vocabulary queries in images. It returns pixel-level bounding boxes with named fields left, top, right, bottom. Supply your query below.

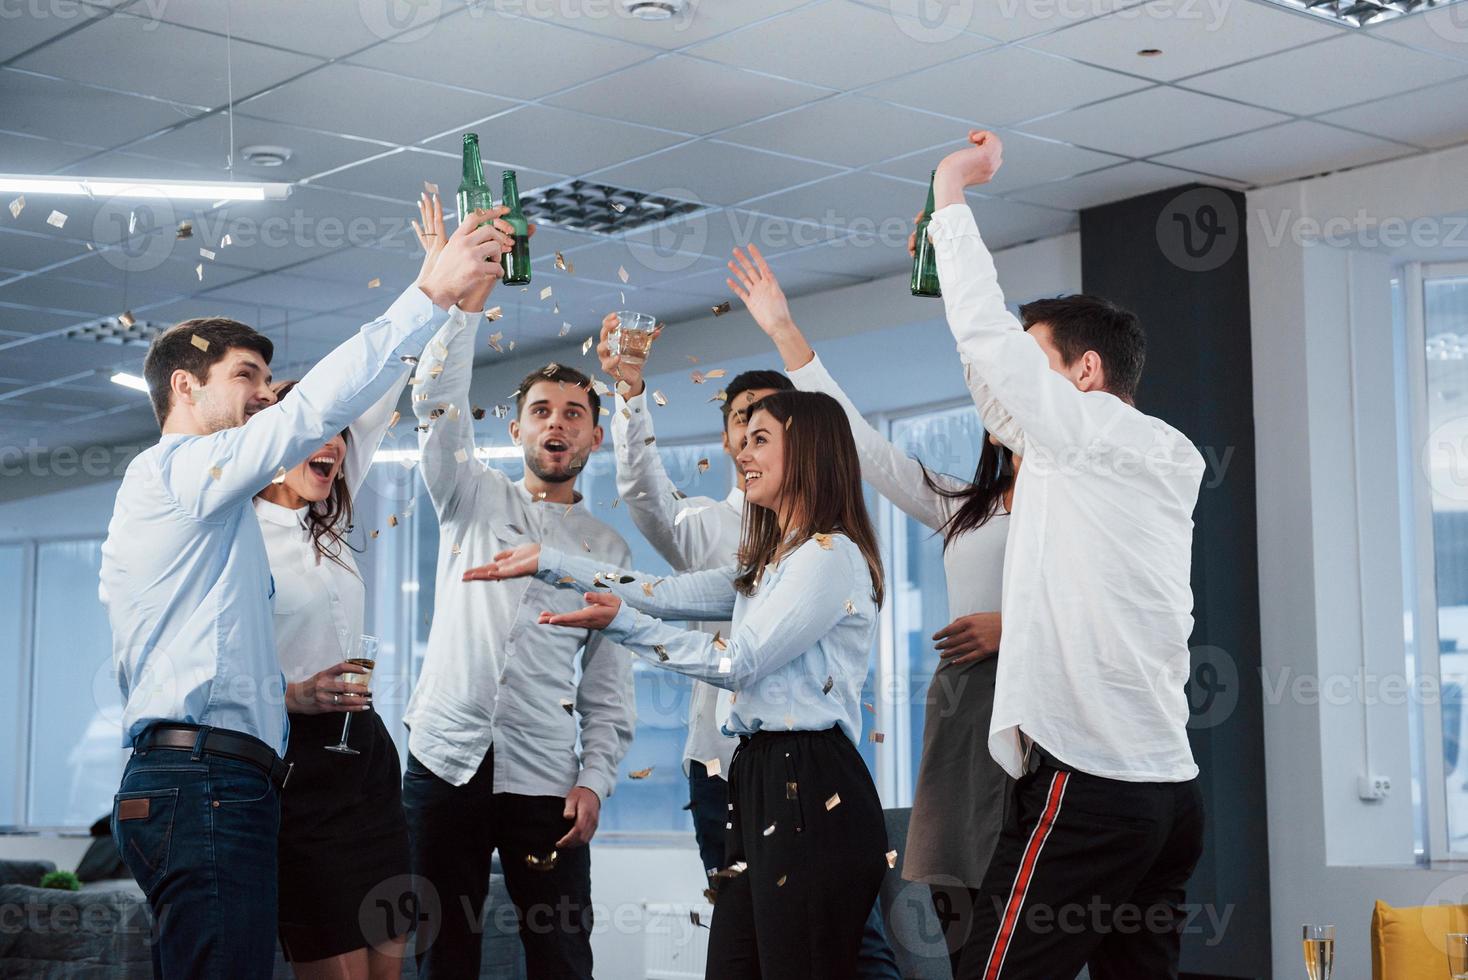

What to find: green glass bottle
left=500, top=170, right=531, bottom=285
left=911, top=170, right=941, bottom=298
left=456, top=133, right=493, bottom=227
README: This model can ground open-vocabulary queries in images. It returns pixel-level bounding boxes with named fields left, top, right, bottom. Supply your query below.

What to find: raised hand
left=461, top=543, right=541, bottom=582
left=419, top=206, right=511, bottom=312
left=726, top=244, right=797, bottom=337
left=412, top=191, right=447, bottom=284
left=538, top=591, right=621, bottom=630
left=935, top=130, right=1004, bottom=207
left=934, top=611, right=1001, bottom=668
left=285, top=661, right=371, bottom=714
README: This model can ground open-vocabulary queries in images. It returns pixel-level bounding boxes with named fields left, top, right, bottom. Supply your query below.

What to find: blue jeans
left=111, top=743, right=280, bottom=979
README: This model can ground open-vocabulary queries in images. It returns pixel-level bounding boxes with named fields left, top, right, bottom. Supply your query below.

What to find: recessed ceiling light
left=240, top=145, right=293, bottom=168
left=0, top=174, right=289, bottom=201
left=1255, top=0, right=1464, bottom=27
left=621, top=0, right=686, bottom=20
left=1138, top=48, right=1164, bottom=56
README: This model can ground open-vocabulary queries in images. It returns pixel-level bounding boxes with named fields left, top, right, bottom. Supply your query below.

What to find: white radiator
left=641, top=901, right=714, bottom=980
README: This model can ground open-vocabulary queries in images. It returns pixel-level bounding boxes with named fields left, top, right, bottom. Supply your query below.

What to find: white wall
left=1250, top=143, right=1468, bottom=980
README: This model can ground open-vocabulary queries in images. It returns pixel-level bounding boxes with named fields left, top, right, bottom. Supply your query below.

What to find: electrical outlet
left=1358, top=774, right=1392, bottom=801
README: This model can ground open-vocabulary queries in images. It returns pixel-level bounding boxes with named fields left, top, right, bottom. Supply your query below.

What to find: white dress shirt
left=929, top=203, right=1204, bottom=783
left=255, top=377, right=407, bottom=683
left=100, top=287, right=450, bottom=754
left=402, top=308, right=635, bottom=800
left=611, top=391, right=742, bottom=777
left=535, top=534, right=877, bottom=745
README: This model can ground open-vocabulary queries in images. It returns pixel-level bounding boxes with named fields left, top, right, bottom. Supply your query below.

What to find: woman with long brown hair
left=462, top=389, right=891, bottom=980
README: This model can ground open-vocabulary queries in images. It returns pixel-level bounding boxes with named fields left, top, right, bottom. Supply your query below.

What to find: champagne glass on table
left=325, top=634, right=378, bottom=756
left=1303, top=924, right=1334, bottom=980
left=1449, top=933, right=1468, bottom=979
left=609, top=311, right=657, bottom=367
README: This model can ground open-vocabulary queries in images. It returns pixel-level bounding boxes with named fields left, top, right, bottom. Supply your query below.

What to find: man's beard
left=526, top=446, right=590, bottom=484
left=196, top=390, right=246, bottom=433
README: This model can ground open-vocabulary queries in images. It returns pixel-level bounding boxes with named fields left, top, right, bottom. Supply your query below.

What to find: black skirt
left=277, top=709, right=413, bottom=962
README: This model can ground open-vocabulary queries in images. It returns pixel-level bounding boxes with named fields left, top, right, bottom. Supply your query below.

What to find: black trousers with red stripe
left=955, top=757, right=1204, bottom=980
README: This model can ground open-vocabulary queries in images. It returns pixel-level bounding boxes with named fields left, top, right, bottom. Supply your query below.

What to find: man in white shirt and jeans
left=99, top=212, right=506, bottom=978
left=923, top=131, right=1206, bottom=980
left=596, top=317, right=901, bottom=979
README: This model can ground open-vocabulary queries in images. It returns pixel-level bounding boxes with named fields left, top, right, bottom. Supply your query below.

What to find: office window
left=28, top=538, right=126, bottom=828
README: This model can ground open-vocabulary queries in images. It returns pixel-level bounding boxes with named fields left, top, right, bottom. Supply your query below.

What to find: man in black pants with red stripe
left=922, top=129, right=1207, bottom=980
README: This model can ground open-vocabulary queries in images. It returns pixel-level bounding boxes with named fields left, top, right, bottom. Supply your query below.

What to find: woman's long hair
left=920, top=439, right=1016, bottom=549
left=267, top=380, right=359, bottom=574
left=734, top=390, right=884, bottom=606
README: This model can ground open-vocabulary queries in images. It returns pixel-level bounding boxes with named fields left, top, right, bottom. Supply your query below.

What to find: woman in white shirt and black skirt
left=254, top=371, right=412, bottom=978
left=464, top=390, right=890, bottom=980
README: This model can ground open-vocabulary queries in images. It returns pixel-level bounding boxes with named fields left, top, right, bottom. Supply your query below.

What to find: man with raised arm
left=99, top=209, right=506, bottom=979
left=924, top=131, right=1207, bottom=980
left=596, top=315, right=902, bottom=980
left=402, top=261, right=635, bottom=980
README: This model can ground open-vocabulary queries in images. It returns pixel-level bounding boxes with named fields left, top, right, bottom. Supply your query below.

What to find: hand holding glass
left=607, top=311, right=657, bottom=366
left=325, top=635, right=377, bottom=756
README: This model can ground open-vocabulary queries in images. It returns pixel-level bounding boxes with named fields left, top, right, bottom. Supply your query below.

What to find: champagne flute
left=1449, top=932, right=1468, bottom=979
left=325, top=635, right=378, bottom=756
left=1303, top=924, right=1334, bottom=980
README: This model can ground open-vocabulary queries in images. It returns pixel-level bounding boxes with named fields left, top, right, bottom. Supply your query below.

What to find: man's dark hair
left=723, top=369, right=793, bottom=423
left=515, top=363, right=600, bottom=420
left=1018, top=294, right=1145, bottom=401
left=142, top=317, right=274, bottom=428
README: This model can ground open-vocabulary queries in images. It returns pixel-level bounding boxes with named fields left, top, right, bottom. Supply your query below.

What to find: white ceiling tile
left=1005, top=160, right=1233, bottom=210
left=14, top=13, right=323, bottom=107
left=0, top=306, right=92, bottom=336
left=1020, top=86, right=1289, bottom=156
left=721, top=95, right=964, bottom=168
left=0, top=266, right=182, bottom=316
left=874, top=129, right=1126, bottom=192
left=348, top=7, right=655, bottom=100
left=657, top=264, right=864, bottom=307
left=422, top=106, right=689, bottom=177
left=746, top=173, right=934, bottom=254
left=470, top=0, right=804, bottom=50
left=0, top=68, right=205, bottom=147
left=759, top=236, right=916, bottom=281
left=290, top=246, right=437, bottom=287
left=551, top=238, right=723, bottom=288
left=866, top=45, right=1151, bottom=127
left=54, top=150, right=236, bottom=181
left=129, top=114, right=397, bottom=184
left=1369, top=5, right=1468, bottom=64
left=310, top=148, right=560, bottom=207
left=0, top=1, right=111, bottom=61
left=149, top=0, right=438, bottom=58
left=238, top=64, right=516, bottom=145
left=0, top=230, right=96, bottom=273
left=546, top=55, right=828, bottom=134
left=1025, top=0, right=1343, bottom=81
left=967, top=195, right=1078, bottom=248
left=1317, top=76, right=1468, bottom=149
left=590, top=140, right=841, bottom=208
left=198, top=271, right=366, bottom=314
left=0, top=131, right=100, bottom=172
left=622, top=207, right=801, bottom=268
left=1181, top=33, right=1468, bottom=116
left=689, top=1, right=994, bottom=90
left=1152, top=119, right=1415, bottom=185
left=863, top=0, right=1146, bottom=42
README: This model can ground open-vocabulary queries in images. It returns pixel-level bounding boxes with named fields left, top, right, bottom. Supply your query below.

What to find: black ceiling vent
left=521, top=179, right=705, bottom=236
left=64, top=313, right=168, bottom=347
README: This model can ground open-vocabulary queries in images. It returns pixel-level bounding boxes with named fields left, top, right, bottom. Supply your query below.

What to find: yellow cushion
left=1371, top=899, right=1468, bottom=980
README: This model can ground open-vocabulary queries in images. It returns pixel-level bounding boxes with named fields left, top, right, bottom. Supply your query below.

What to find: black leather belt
left=133, top=723, right=293, bottom=789
left=1024, top=741, right=1074, bottom=776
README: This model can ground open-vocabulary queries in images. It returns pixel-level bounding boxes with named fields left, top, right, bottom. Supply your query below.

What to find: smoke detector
left=622, top=0, right=686, bottom=20
left=240, top=145, right=293, bottom=168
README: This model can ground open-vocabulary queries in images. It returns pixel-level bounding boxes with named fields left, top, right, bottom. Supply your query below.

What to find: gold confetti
left=370, top=529, right=380, bottom=539
left=869, top=732, right=885, bottom=743
left=599, top=406, right=610, bottom=417
left=7, top=196, right=23, bottom=219
left=706, top=369, right=727, bottom=380
left=886, top=850, right=898, bottom=869
left=690, top=911, right=704, bottom=929
left=46, top=210, right=67, bottom=228
left=118, top=310, right=135, bottom=328
left=844, top=599, right=856, bottom=615
left=644, top=436, right=656, bottom=446
left=712, top=631, right=727, bottom=651
left=493, top=404, right=510, bottom=419
left=190, top=334, right=210, bottom=352
left=488, top=331, right=504, bottom=352
left=654, top=644, right=669, bottom=662
left=220, top=233, right=233, bottom=247
left=525, top=851, right=559, bottom=872
left=785, top=417, right=794, bottom=430
left=471, top=406, right=486, bottom=420
left=762, top=823, right=776, bottom=837
left=617, top=265, right=629, bottom=284
left=717, top=656, right=732, bottom=674
left=195, top=263, right=204, bottom=281
left=711, top=300, right=732, bottom=316
left=368, top=277, right=381, bottom=288
left=825, top=793, right=841, bottom=811
left=863, top=701, right=875, bottom=713
left=822, top=675, right=834, bottom=695
left=560, top=698, right=574, bottom=714
left=611, top=201, right=626, bottom=213
left=271, top=466, right=287, bottom=485
left=814, top=532, right=833, bottom=550
left=424, top=180, right=438, bottom=195
left=705, top=758, right=721, bottom=778
left=208, top=465, right=223, bottom=480
left=691, top=371, right=706, bottom=384
left=428, top=364, right=444, bottom=379
left=776, top=874, right=787, bottom=887
left=401, top=354, right=419, bottom=366
left=674, top=505, right=710, bottom=527
left=555, top=251, right=567, bottom=272
left=687, top=354, right=700, bottom=365
left=591, top=378, right=611, bottom=397
left=582, top=337, right=594, bottom=356
left=176, top=219, right=192, bottom=239
left=786, top=781, right=798, bottom=799
left=560, top=322, right=572, bottom=337
left=450, top=543, right=461, bottom=556
left=454, top=448, right=469, bottom=463
left=387, top=514, right=398, bottom=527
left=539, top=286, right=553, bottom=301
left=486, top=306, right=504, bottom=322
left=652, top=390, right=667, bottom=407
left=543, top=362, right=560, bottom=377
left=697, top=458, right=710, bottom=473
left=629, top=766, right=654, bottom=780
left=199, top=247, right=215, bottom=261
left=642, top=581, right=656, bottom=598
left=709, top=390, right=727, bottom=403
